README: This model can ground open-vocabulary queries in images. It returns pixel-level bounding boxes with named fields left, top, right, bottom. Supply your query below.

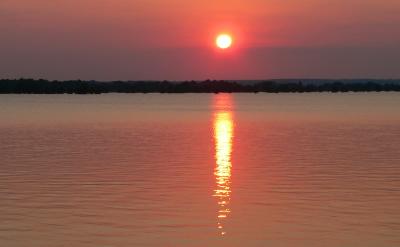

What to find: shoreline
left=1, top=79, right=400, bottom=94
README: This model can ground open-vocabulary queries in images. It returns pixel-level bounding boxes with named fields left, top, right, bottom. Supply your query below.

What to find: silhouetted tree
left=0, top=79, right=399, bottom=94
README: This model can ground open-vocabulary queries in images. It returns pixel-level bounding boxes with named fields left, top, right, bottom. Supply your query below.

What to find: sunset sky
left=1, top=0, right=400, bottom=80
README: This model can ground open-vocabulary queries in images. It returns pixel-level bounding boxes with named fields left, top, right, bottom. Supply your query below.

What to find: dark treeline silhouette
left=1, top=79, right=400, bottom=94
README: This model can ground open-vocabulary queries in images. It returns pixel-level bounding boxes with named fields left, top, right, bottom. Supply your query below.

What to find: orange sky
left=1, top=0, right=400, bottom=80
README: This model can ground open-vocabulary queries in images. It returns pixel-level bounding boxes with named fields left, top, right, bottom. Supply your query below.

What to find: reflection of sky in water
left=1, top=94, right=400, bottom=246
left=213, top=95, right=234, bottom=236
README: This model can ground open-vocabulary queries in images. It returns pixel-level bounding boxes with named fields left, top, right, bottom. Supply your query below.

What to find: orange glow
left=213, top=94, right=234, bottom=236
left=216, top=34, right=233, bottom=49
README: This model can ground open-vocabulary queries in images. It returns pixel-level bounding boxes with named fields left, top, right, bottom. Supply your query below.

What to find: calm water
left=0, top=93, right=399, bottom=247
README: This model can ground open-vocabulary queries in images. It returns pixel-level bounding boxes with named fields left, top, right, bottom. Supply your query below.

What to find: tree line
left=0, top=79, right=399, bottom=94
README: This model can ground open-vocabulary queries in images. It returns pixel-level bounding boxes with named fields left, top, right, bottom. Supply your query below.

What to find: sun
left=216, top=34, right=233, bottom=49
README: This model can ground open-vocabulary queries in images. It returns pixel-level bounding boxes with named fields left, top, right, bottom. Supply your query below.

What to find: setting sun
left=216, top=34, right=233, bottom=49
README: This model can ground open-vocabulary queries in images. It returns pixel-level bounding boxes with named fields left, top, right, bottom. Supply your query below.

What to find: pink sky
left=1, top=0, right=400, bottom=80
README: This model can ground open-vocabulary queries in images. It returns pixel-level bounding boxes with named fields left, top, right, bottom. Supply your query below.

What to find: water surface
left=0, top=93, right=399, bottom=246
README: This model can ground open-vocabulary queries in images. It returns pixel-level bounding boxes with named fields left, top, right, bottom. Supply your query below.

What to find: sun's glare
left=213, top=95, right=234, bottom=236
left=216, top=34, right=233, bottom=49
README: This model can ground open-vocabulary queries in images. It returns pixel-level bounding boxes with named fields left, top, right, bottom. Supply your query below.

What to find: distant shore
left=1, top=79, right=400, bottom=94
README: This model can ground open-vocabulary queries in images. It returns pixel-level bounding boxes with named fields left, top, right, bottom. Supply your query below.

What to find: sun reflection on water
left=213, top=95, right=234, bottom=236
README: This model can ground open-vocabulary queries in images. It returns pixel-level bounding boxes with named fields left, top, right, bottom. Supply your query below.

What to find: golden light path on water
left=213, top=95, right=234, bottom=236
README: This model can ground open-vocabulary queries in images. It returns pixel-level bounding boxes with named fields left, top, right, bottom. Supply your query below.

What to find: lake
left=0, top=93, right=399, bottom=246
